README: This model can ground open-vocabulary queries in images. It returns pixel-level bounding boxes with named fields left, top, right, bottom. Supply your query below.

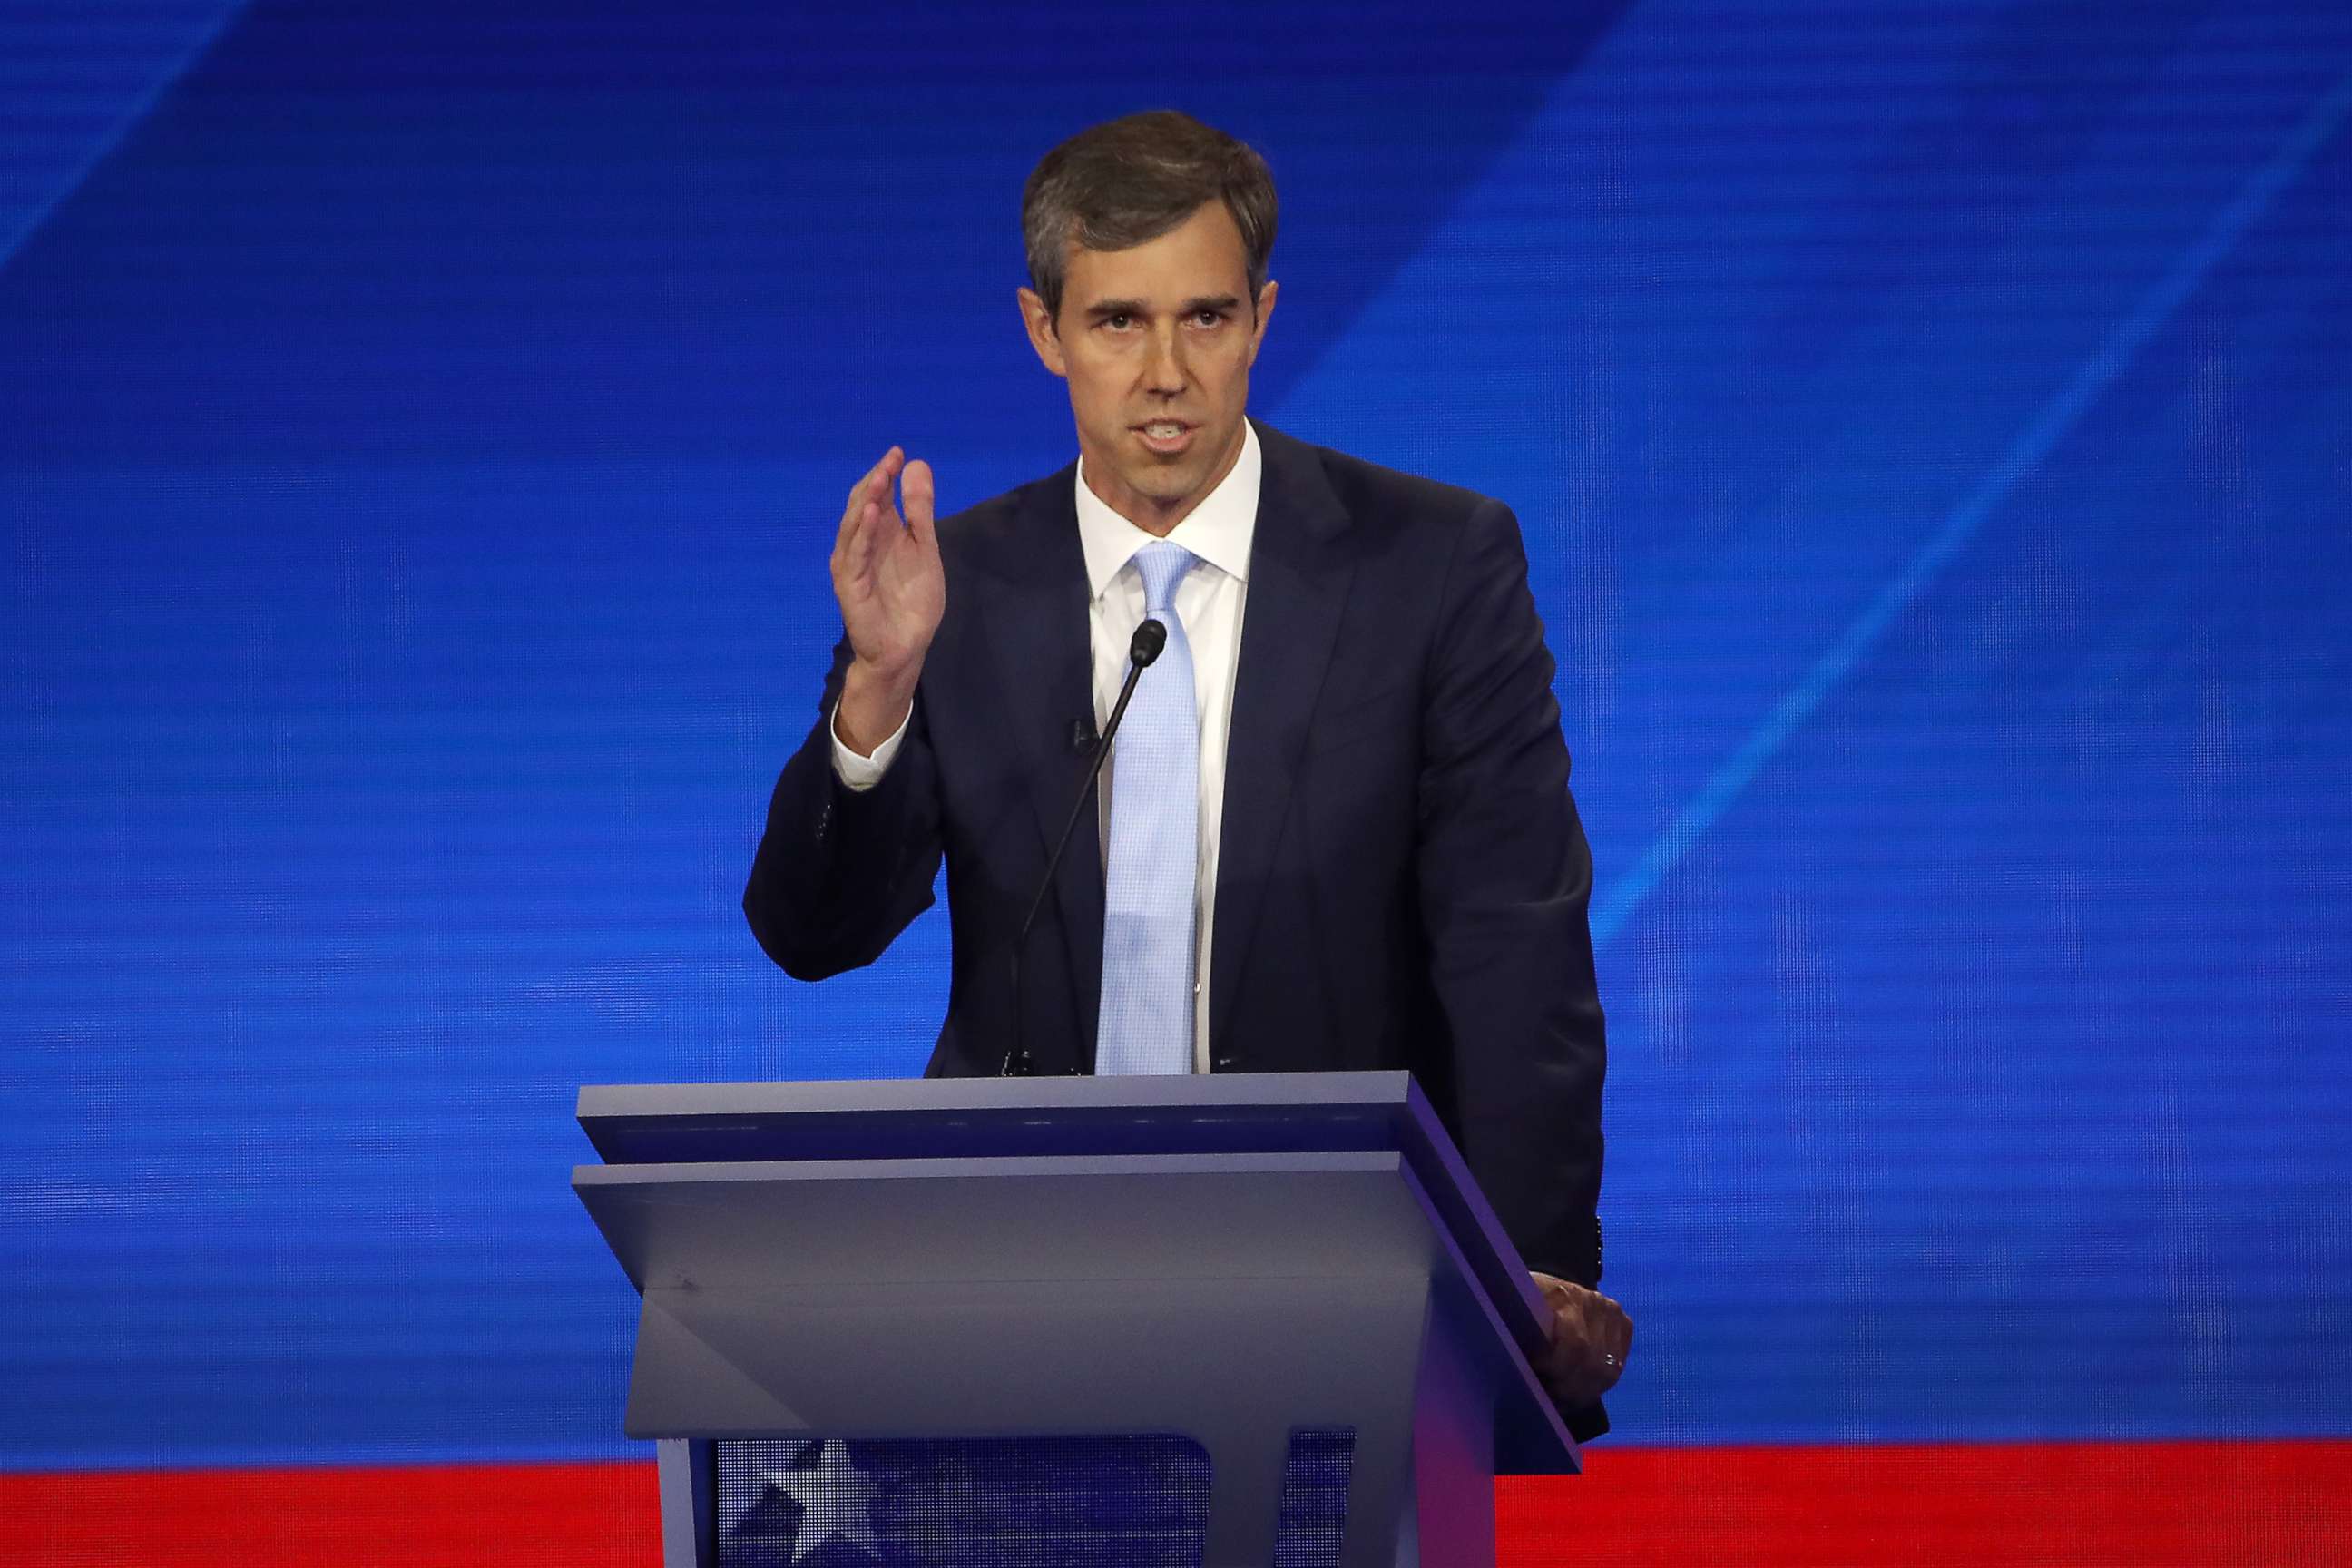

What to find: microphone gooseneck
left=1002, top=617, right=1168, bottom=1075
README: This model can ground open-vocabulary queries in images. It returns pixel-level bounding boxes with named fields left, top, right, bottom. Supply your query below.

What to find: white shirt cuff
left=829, top=700, right=910, bottom=791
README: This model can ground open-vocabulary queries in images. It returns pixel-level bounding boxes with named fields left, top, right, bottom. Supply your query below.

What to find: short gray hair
left=1022, top=110, right=1278, bottom=328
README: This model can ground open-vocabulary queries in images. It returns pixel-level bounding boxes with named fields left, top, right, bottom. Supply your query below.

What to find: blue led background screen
left=5, top=0, right=2349, bottom=1488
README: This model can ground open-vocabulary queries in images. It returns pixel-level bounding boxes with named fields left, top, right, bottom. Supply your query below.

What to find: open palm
left=830, top=446, right=945, bottom=681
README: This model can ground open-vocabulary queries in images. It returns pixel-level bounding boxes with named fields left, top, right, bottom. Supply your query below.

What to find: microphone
left=1002, top=620, right=1168, bottom=1075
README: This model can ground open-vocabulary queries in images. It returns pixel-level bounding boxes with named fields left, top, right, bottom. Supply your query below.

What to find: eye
left=1102, top=311, right=1133, bottom=331
left=1191, top=309, right=1226, bottom=328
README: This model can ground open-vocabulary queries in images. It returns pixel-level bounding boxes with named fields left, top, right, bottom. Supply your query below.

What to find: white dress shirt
left=832, top=421, right=1261, bottom=1073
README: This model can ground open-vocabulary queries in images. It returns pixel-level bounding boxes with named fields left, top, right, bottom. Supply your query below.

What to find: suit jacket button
left=1213, top=1054, right=1237, bottom=1072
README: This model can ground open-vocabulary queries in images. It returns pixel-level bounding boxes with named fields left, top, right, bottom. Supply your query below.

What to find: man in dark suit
left=744, top=111, right=1629, bottom=1434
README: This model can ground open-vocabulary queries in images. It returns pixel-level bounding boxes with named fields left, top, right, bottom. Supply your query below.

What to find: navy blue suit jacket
left=746, top=420, right=1609, bottom=1431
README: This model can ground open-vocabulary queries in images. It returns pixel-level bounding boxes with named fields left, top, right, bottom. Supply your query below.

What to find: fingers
left=1591, top=1294, right=1630, bottom=1396
left=833, top=448, right=908, bottom=589
left=900, top=458, right=936, bottom=548
left=1532, top=1280, right=1632, bottom=1406
left=835, top=447, right=904, bottom=549
left=841, top=448, right=899, bottom=524
left=1587, top=1290, right=1632, bottom=1365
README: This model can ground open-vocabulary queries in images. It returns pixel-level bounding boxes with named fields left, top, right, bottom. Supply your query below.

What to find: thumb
left=901, top=458, right=936, bottom=546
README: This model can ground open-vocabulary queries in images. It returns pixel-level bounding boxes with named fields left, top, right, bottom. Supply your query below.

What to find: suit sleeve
left=743, top=634, right=944, bottom=979
left=1415, top=498, right=1610, bottom=1430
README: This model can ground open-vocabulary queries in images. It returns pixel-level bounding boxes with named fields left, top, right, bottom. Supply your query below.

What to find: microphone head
left=1130, top=619, right=1168, bottom=668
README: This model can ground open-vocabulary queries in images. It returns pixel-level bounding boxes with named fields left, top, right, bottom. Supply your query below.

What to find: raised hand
left=828, top=447, right=945, bottom=754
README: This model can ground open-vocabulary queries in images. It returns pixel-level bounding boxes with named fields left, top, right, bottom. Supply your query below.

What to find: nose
left=1142, top=323, right=1188, bottom=395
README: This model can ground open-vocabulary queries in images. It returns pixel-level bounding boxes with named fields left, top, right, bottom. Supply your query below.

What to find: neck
left=1083, top=421, right=1249, bottom=537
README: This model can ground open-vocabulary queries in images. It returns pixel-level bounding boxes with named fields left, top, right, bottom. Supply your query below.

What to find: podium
left=573, top=1071, right=1578, bottom=1566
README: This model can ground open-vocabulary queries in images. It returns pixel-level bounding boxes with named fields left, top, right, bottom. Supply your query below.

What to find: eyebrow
left=1082, top=294, right=1243, bottom=321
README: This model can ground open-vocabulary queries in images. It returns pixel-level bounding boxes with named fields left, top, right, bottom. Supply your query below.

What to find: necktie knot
left=1132, top=540, right=1198, bottom=615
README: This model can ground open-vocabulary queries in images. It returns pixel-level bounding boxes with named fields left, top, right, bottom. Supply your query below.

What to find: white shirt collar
left=1073, top=419, right=1260, bottom=599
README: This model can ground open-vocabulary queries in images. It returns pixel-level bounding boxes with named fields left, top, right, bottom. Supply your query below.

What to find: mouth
left=1132, top=419, right=1198, bottom=456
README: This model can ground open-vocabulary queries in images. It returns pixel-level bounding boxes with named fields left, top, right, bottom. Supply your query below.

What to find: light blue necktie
left=1096, top=540, right=1200, bottom=1076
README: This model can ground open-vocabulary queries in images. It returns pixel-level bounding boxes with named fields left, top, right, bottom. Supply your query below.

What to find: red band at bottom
left=7, top=1438, right=2349, bottom=1565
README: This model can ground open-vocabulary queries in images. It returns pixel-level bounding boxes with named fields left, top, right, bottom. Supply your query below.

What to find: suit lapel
left=1211, top=422, right=1354, bottom=1052
left=979, top=468, right=1103, bottom=1071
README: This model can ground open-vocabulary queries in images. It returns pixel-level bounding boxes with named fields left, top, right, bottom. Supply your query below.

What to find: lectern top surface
left=574, top=1070, right=1545, bottom=1341
left=578, top=1070, right=1422, bottom=1165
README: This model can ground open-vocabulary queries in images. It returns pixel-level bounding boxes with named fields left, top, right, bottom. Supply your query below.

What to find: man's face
left=1019, top=200, right=1277, bottom=534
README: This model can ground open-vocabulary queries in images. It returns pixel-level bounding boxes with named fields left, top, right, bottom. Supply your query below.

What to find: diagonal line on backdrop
left=1252, top=2, right=1637, bottom=416
left=0, top=2, right=250, bottom=282
left=1589, top=62, right=2352, bottom=952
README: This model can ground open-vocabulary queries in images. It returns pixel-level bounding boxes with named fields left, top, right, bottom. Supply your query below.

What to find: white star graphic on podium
left=762, top=1439, right=883, bottom=1563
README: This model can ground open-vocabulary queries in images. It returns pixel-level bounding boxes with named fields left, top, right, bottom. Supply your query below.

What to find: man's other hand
left=830, top=446, right=946, bottom=754
left=1530, top=1271, right=1631, bottom=1411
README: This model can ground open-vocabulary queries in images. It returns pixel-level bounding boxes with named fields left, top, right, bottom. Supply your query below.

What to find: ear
left=1017, top=287, right=1068, bottom=377
left=1244, top=279, right=1279, bottom=368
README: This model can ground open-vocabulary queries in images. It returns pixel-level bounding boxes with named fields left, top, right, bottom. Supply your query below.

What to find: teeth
left=1145, top=424, right=1185, bottom=438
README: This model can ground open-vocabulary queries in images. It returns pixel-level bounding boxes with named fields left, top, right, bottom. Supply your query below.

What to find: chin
left=1123, top=462, right=1195, bottom=498
left=1148, top=477, right=1210, bottom=511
